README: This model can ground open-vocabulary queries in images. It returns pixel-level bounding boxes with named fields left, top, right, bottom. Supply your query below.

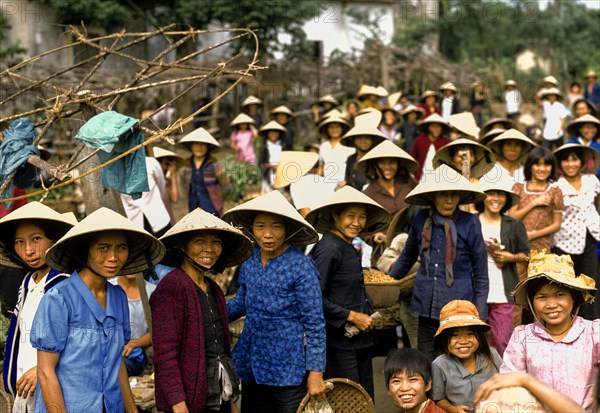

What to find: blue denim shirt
left=390, top=209, right=489, bottom=320
left=227, top=246, right=326, bottom=386
left=31, top=272, right=130, bottom=412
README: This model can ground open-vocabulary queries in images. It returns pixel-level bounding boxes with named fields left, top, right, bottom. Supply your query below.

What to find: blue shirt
left=188, top=159, right=217, bottom=214
left=390, top=209, right=489, bottom=320
left=31, top=272, right=131, bottom=412
left=227, top=246, right=326, bottom=386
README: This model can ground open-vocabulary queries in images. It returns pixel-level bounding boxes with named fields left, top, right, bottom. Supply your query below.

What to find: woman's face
left=354, top=135, right=374, bottom=152
left=574, top=102, right=590, bottom=118
left=275, top=113, right=289, bottom=125
left=191, top=142, right=208, bottom=158
left=383, top=111, right=396, bottom=125
left=252, top=213, right=287, bottom=256
left=182, top=232, right=223, bottom=270
left=580, top=123, right=598, bottom=141
left=501, top=140, right=524, bottom=162
left=425, top=96, right=436, bottom=106
left=451, top=146, right=475, bottom=171
left=14, top=222, right=54, bottom=269
left=332, top=205, right=367, bottom=242
left=267, top=130, right=280, bottom=142
left=433, top=191, right=460, bottom=217
left=347, top=102, right=359, bottom=116
left=560, top=153, right=582, bottom=178
left=428, top=124, right=442, bottom=138
left=483, top=190, right=507, bottom=215
left=532, top=283, right=574, bottom=329
left=327, top=123, right=343, bottom=139
left=377, top=158, right=399, bottom=181
left=86, top=231, right=129, bottom=278
left=448, top=327, right=479, bottom=362
left=531, top=159, right=552, bottom=183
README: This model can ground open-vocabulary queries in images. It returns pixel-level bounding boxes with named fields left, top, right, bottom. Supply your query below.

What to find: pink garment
left=488, top=303, right=515, bottom=357
left=231, top=129, right=256, bottom=163
left=501, top=317, right=600, bottom=412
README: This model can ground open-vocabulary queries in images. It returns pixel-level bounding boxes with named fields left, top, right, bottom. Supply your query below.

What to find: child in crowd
left=257, top=120, right=287, bottom=192
left=318, top=110, right=355, bottom=186
left=229, top=112, right=258, bottom=164
left=410, top=114, right=451, bottom=181
left=431, top=300, right=502, bottom=412
left=398, top=105, right=424, bottom=153
left=384, top=348, right=444, bottom=413
left=270, top=105, right=296, bottom=149
left=540, top=88, right=568, bottom=151
left=501, top=251, right=600, bottom=411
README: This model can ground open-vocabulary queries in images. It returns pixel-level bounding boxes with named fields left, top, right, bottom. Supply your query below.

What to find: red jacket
left=150, top=268, right=232, bottom=413
left=424, top=399, right=445, bottom=413
left=410, top=134, right=450, bottom=181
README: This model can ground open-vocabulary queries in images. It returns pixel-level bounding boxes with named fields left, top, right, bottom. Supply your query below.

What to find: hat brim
left=432, top=140, right=496, bottom=179
left=434, top=318, right=490, bottom=337
left=513, top=273, right=597, bottom=307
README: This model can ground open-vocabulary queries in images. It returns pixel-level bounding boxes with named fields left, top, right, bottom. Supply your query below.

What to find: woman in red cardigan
left=150, top=208, right=253, bottom=413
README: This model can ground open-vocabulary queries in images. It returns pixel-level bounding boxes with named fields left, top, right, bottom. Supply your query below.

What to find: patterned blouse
left=227, top=246, right=326, bottom=386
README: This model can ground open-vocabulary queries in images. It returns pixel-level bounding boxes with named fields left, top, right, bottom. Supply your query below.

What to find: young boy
left=384, top=348, right=444, bottom=413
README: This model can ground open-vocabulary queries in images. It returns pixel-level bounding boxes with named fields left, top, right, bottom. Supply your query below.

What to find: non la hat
left=405, top=164, right=486, bottom=206
left=318, top=94, right=339, bottom=106
left=387, top=91, right=402, bottom=107
left=543, top=75, right=559, bottom=85
left=487, top=128, right=537, bottom=162
left=434, top=300, right=490, bottom=337
left=400, top=104, right=424, bottom=118
left=449, top=112, right=480, bottom=139
left=272, top=151, right=319, bottom=189
left=179, top=127, right=220, bottom=150
left=539, top=87, right=563, bottom=99
left=318, top=111, right=351, bottom=137
left=357, top=85, right=388, bottom=99
left=354, top=140, right=419, bottom=174
left=230, top=112, right=256, bottom=127
left=570, top=98, right=598, bottom=117
left=481, top=117, right=518, bottom=136
left=159, top=208, right=253, bottom=268
left=416, top=113, right=451, bottom=135
left=270, top=105, right=295, bottom=118
left=305, top=186, right=390, bottom=236
left=512, top=250, right=597, bottom=307
left=478, top=172, right=521, bottom=207
left=504, top=79, right=518, bottom=87
left=0, top=202, right=77, bottom=268
left=45, top=207, right=166, bottom=275
left=432, top=138, right=496, bottom=179
left=222, top=190, right=318, bottom=246
left=586, top=70, right=597, bottom=78
left=479, top=127, right=507, bottom=146
left=340, top=111, right=386, bottom=147
left=420, top=90, right=439, bottom=101
left=242, top=95, right=262, bottom=106
left=153, top=146, right=186, bottom=169
left=439, top=82, right=457, bottom=93
left=259, top=120, right=288, bottom=137
left=553, top=143, right=600, bottom=169
left=566, top=113, right=600, bottom=138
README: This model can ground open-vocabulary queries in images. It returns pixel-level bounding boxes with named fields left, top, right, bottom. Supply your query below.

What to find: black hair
left=523, top=146, right=557, bottom=181
left=525, top=277, right=584, bottom=315
left=1, top=220, right=68, bottom=265
left=555, top=147, right=585, bottom=172
left=384, top=348, right=431, bottom=388
left=434, top=325, right=497, bottom=371
left=365, top=159, right=411, bottom=184
left=474, top=190, right=513, bottom=214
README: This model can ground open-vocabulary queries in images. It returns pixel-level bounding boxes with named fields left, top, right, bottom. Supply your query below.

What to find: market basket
left=0, top=388, right=13, bottom=413
left=296, top=378, right=375, bottom=413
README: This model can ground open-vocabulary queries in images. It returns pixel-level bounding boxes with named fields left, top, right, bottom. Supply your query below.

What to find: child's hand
left=533, top=195, right=551, bottom=207
left=474, top=372, right=528, bottom=403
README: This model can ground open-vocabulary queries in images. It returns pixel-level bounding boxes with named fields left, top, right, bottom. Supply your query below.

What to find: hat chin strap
left=526, top=292, right=580, bottom=331
left=179, top=249, right=211, bottom=274
left=283, top=226, right=307, bottom=244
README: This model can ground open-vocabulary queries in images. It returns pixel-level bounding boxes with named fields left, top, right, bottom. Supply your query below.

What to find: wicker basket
left=229, top=316, right=245, bottom=347
left=398, top=272, right=416, bottom=301
left=0, top=388, right=13, bottom=413
left=364, top=281, right=402, bottom=308
left=296, top=378, right=375, bottom=413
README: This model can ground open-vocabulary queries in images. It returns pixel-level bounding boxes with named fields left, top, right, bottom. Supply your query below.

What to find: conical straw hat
left=440, top=82, right=458, bottom=92
left=242, top=95, right=262, bottom=106
left=539, top=87, right=563, bottom=99
left=357, top=85, right=387, bottom=99
left=432, top=138, right=496, bottom=179
left=512, top=250, right=596, bottom=307
left=230, top=112, right=256, bottom=127
left=400, top=104, right=424, bottom=118
left=45, top=207, right=165, bottom=275
left=222, top=190, right=318, bottom=246
left=416, top=113, right=451, bottom=135
left=478, top=172, right=521, bottom=207
left=543, top=75, right=559, bottom=85
left=553, top=143, right=600, bottom=169
left=449, top=112, right=480, bottom=139
left=570, top=98, right=598, bottom=117
left=479, top=127, right=506, bottom=146
left=270, top=105, right=295, bottom=118
left=387, top=91, right=402, bottom=107
left=566, top=114, right=600, bottom=137
left=179, top=127, right=220, bottom=150
left=420, top=90, right=439, bottom=102
left=481, top=117, right=518, bottom=136
left=488, top=129, right=537, bottom=162
left=318, top=94, right=339, bottom=106
left=153, top=146, right=186, bottom=169
left=318, top=111, right=351, bottom=136
left=305, top=186, right=390, bottom=236
left=355, top=140, right=419, bottom=174
left=273, top=151, right=319, bottom=189
left=340, top=111, right=386, bottom=147
left=0, top=202, right=77, bottom=268
left=259, top=120, right=288, bottom=137
left=159, top=208, right=253, bottom=269
left=405, top=164, right=486, bottom=206
left=504, top=79, right=518, bottom=87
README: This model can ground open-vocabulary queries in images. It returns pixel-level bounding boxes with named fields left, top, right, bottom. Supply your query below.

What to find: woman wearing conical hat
left=270, top=105, right=296, bottom=149
left=439, top=82, right=460, bottom=121
left=411, top=114, right=451, bottom=181
left=242, top=95, right=263, bottom=129
left=565, top=114, right=600, bottom=176
left=418, top=90, right=441, bottom=119
left=501, top=251, right=599, bottom=411
left=153, top=146, right=185, bottom=226
left=223, top=191, right=327, bottom=412
left=151, top=208, right=253, bottom=413
left=484, top=129, right=537, bottom=185
left=0, top=202, right=75, bottom=412
left=398, top=104, right=424, bottom=153
left=389, top=165, right=488, bottom=363
left=307, top=186, right=390, bottom=399
left=257, top=120, right=288, bottom=192
left=229, top=112, right=258, bottom=164
left=30, top=208, right=165, bottom=413
left=318, top=110, right=355, bottom=186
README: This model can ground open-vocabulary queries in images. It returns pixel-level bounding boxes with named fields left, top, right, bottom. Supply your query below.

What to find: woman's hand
left=474, top=372, right=527, bottom=403
left=172, top=400, right=189, bottom=413
left=348, top=311, right=373, bottom=332
left=122, top=339, right=140, bottom=357
left=16, top=366, right=37, bottom=398
left=454, top=406, right=473, bottom=413
left=307, top=371, right=327, bottom=401
left=373, top=232, right=387, bottom=244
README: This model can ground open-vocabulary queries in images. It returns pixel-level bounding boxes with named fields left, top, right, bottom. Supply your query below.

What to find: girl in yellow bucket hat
left=501, top=250, right=599, bottom=411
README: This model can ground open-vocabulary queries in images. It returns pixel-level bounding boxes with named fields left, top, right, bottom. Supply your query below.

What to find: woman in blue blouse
left=223, top=190, right=327, bottom=413
left=30, top=208, right=165, bottom=413
left=307, top=186, right=389, bottom=399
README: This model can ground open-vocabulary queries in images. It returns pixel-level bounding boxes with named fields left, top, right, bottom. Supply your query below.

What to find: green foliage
left=222, top=155, right=261, bottom=202
left=35, top=0, right=130, bottom=26
left=0, top=13, right=26, bottom=63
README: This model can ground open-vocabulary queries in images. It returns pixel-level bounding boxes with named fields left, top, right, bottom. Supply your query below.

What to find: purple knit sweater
left=150, top=268, right=231, bottom=413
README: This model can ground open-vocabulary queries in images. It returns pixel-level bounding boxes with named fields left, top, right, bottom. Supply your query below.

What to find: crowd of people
left=0, top=70, right=600, bottom=413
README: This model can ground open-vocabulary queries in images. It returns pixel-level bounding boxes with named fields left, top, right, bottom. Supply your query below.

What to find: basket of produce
left=363, top=269, right=402, bottom=308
